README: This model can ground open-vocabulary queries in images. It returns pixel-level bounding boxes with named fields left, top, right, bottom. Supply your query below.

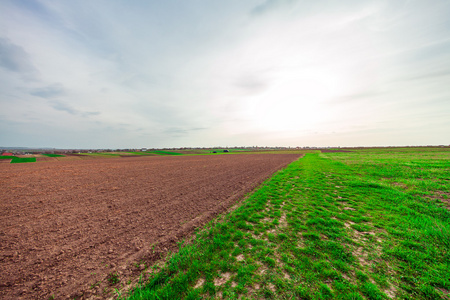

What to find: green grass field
left=11, top=157, right=36, bottom=163
left=117, top=147, right=449, bottom=300
left=146, top=150, right=184, bottom=156
left=42, top=153, right=65, bottom=157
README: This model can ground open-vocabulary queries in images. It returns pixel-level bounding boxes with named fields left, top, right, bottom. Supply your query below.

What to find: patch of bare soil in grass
left=433, top=191, right=450, bottom=207
left=436, top=287, right=450, bottom=299
left=279, top=214, right=287, bottom=227
left=422, top=191, right=450, bottom=209
left=236, top=254, right=245, bottom=262
left=344, top=221, right=355, bottom=229
left=345, top=221, right=398, bottom=298
left=194, top=278, right=205, bottom=289
left=391, top=181, right=408, bottom=189
left=214, top=272, right=232, bottom=287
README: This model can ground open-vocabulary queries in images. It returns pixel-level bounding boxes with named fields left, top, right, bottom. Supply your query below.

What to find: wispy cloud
left=48, top=100, right=77, bottom=115
left=251, top=0, right=298, bottom=16
left=0, top=38, right=37, bottom=76
left=48, top=99, right=100, bottom=117
left=30, top=83, right=66, bottom=98
left=29, top=83, right=101, bottom=117
left=163, top=127, right=208, bottom=138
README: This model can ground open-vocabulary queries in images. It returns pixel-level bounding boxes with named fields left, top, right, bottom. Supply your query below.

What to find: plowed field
left=0, top=154, right=300, bottom=299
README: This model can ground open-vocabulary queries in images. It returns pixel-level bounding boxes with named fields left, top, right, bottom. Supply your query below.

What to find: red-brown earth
left=0, top=154, right=300, bottom=299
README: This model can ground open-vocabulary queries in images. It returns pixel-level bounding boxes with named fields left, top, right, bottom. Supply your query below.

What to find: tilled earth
left=0, top=154, right=300, bottom=299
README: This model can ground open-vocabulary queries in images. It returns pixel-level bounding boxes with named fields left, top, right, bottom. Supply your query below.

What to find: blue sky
left=1, top=0, right=449, bottom=148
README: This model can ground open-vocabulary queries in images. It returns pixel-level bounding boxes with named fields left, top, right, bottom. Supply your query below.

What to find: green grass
left=1, top=155, right=38, bottom=163
left=146, top=150, right=184, bottom=156
left=11, top=157, right=36, bottom=163
left=41, top=153, right=65, bottom=157
left=0, top=156, right=15, bottom=159
left=122, top=151, right=155, bottom=156
left=119, top=148, right=450, bottom=299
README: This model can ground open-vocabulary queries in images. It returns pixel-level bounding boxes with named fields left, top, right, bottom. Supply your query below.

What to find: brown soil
left=428, top=191, right=450, bottom=209
left=54, top=154, right=92, bottom=161
left=0, top=154, right=300, bottom=299
left=35, top=157, right=57, bottom=162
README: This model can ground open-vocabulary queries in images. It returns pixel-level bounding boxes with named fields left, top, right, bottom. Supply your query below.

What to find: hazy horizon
left=1, top=1, right=449, bottom=149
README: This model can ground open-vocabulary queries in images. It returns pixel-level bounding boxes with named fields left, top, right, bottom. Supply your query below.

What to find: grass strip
left=120, top=148, right=450, bottom=300
left=147, top=150, right=184, bottom=156
left=11, top=157, right=36, bottom=163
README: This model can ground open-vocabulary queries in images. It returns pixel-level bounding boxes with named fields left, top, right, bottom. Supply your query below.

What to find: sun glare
left=246, top=67, right=349, bottom=132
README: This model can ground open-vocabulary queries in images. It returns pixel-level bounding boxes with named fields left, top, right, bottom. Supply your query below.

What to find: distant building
left=2, top=152, right=13, bottom=156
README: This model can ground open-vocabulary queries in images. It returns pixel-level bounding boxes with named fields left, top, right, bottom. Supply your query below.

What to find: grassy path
left=121, top=149, right=450, bottom=300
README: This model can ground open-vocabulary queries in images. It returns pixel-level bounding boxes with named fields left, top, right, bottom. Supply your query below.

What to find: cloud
left=48, top=99, right=100, bottom=117
left=251, top=0, right=298, bottom=16
left=83, top=111, right=101, bottom=117
left=0, top=37, right=37, bottom=75
left=48, top=99, right=77, bottom=115
left=163, top=127, right=207, bottom=137
left=234, top=75, right=269, bottom=95
left=29, top=83, right=101, bottom=117
left=30, top=83, right=66, bottom=98
left=46, top=97, right=100, bottom=117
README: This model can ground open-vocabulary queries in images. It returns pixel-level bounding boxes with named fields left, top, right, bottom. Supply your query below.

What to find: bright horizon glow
left=1, top=0, right=449, bottom=148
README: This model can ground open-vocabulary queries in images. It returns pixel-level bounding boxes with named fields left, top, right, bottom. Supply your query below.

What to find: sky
left=1, top=0, right=449, bottom=149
